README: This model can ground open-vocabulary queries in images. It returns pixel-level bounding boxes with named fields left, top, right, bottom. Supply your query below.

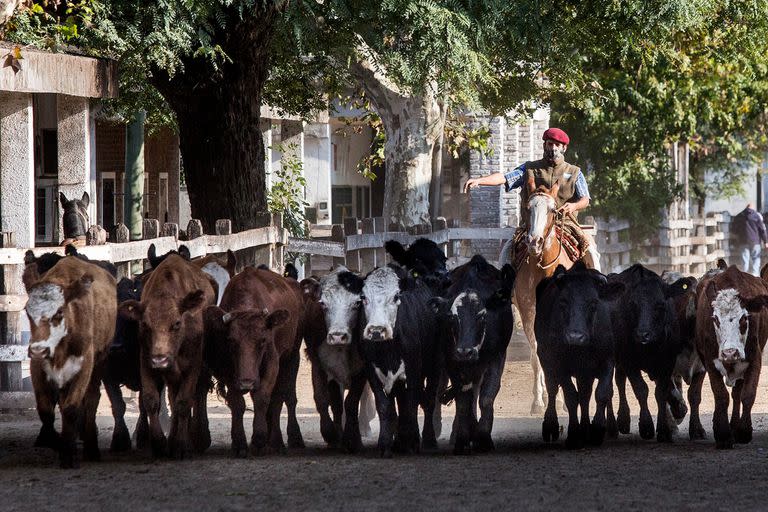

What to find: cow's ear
left=717, top=258, right=728, bottom=270
left=665, top=277, right=694, bottom=299
left=300, top=278, right=321, bottom=301
left=486, top=288, right=512, bottom=310
left=65, top=273, right=93, bottom=301
left=428, top=296, right=447, bottom=314
left=705, top=281, right=718, bottom=304
left=147, top=243, right=159, bottom=267
left=266, top=309, right=290, bottom=330
left=598, top=281, right=625, bottom=302
left=226, top=250, right=237, bottom=275
left=744, top=295, right=768, bottom=313
left=385, top=240, right=409, bottom=266
left=59, top=192, right=68, bottom=209
left=338, top=271, right=364, bottom=294
left=501, top=264, right=517, bottom=290
left=119, top=299, right=143, bottom=323
left=80, top=192, right=90, bottom=208
left=180, top=289, right=207, bottom=313
left=22, top=256, right=40, bottom=291
left=178, top=245, right=191, bottom=260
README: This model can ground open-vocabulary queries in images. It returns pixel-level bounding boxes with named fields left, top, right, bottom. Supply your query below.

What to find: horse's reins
left=526, top=191, right=566, bottom=270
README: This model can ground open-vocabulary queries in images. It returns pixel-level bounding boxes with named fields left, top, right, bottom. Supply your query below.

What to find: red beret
left=542, top=127, right=570, bottom=145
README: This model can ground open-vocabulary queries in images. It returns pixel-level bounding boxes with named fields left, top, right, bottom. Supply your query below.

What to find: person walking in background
left=731, top=203, right=768, bottom=276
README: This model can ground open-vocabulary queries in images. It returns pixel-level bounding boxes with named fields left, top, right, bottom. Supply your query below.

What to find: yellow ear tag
left=413, top=272, right=419, bottom=277
left=682, top=284, right=688, bottom=290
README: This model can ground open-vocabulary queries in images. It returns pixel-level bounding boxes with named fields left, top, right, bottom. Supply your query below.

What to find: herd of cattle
left=13, top=237, right=768, bottom=468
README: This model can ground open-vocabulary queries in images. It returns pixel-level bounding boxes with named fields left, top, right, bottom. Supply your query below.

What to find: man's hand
left=559, top=203, right=577, bottom=215
left=463, top=178, right=479, bottom=193
left=764, top=242, right=768, bottom=249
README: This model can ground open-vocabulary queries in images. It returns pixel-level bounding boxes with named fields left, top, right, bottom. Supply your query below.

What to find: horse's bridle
left=526, top=191, right=565, bottom=270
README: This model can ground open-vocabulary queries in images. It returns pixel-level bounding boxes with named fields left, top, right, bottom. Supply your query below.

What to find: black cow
left=361, top=264, right=441, bottom=457
left=385, top=238, right=449, bottom=290
left=608, top=264, right=694, bottom=442
left=535, top=262, right=625, bottom=449
left=430, top=255, right=515, bottom=454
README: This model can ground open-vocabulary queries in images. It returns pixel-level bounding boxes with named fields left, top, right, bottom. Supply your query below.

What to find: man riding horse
left=463, top=127, right=601, bottom=271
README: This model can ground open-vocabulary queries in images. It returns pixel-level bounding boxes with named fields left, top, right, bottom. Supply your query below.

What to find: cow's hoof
left=169, top=441, right=188, bottom=460
left=320, top=421, right=340, bottom=447
left=59, top=443, right=79, bottom=469
left=83, top=445, right=101, bottom=462
left=715, top=436, right=735, bottom=449
left=565, top=434, right=584, bottom=450
left=473, top=432, right=495, bottom=453
left=393, top=433, right=419, bottom=454
left=150, top=436, right=167, bottom=458
left=689, top=424, right=707, bottom=441
left=287, top=428, right=305, bottom=449
left=379, top=447, right=393, bottom=459
left=617, top=407, right=631, bottom=434
left=588, top=424, right=606, bottom=446
left=34, top=427, right=61, bottom=450
left=656, top=427, right=673, bottom=443
left=669, top=400, right=688, bottom=421
left=343, top=431, right=363, bottom=454
left=421, top=436, right=438, bottom=452
left=231, top=439, right=248, bottom=458
left=638, top=416, right=655, bottom=440
left=735, top=425, right=753, bottom=444
left=453, top=438, right=471, bottom=455
left=194, top=429, right=212, bottom=453
left=110, top=426, right=132, bottom=453
left=542, top=419, right=560, bottom=443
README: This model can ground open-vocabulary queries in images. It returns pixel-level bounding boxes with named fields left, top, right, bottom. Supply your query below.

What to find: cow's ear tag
left=682, top=284, right=688, bottom=290
left=413, top=271, right=419, bottom=277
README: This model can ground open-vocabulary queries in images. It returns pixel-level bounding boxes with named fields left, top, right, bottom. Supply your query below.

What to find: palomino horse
left=508, top=179, right=574, bottom=414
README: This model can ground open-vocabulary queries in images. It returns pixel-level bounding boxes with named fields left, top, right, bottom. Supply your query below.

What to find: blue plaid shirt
left=503, top=163, right=590, bottom=200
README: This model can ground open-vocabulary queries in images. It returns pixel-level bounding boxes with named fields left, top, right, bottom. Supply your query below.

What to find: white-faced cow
left=430, top=255, right=516, bottom=454
left=204, top=267, right=305, bottom=456
left=118, top=254, right=216, bottom=459
left=607, top=264, right=695, bottom=442
left=24, top=256, right=116, bottom=468
left=299, top=267, right=370, bottom=452
left=696, top=265, right=768, bottom=448
left=534, top=262, right=624, bottom=449
left=361, top=264, right=441, bottom=457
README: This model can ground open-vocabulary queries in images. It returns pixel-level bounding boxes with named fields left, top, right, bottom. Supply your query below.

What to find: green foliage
left=5, top=1, right=97, bottom=49
left=267, top=143, right=309, bottom=239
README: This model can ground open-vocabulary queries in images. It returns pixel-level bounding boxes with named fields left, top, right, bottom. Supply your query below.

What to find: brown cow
left=204, top=267, right=305, bottom=456
left=24, top=256, right=116, bottom=468
left=119, top=254, right=216, bottom=459
left=696, top=265, right=768, bottom=448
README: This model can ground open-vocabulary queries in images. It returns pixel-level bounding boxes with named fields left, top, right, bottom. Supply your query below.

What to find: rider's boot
left=582, top=246, right=602, bottom=272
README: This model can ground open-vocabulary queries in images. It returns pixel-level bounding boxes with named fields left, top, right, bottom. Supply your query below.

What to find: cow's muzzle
left=364, top=325, right=392, bottom=341
left=635, top=330, right=654, bottom=345
left=565, top=330, right=589, bottom=346
left=151, top=355, right=173, bottom=369
left=238, top=378, right=258, bottom=392
left=454, top=346, right=480, bottom=363
left=327, top=331, right=351, bottom=345
left=28, top=345, right=50, bottom=359
left=720, top=348, right=743, bottom=364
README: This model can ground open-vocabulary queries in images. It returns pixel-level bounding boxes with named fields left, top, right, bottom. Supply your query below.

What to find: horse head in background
left=59, top=192, right=90, bottom=247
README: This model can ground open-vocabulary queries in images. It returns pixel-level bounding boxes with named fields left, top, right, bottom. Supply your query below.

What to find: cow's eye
left=170, top=320, right=181, bottom=332
left=52, top=311, right=64, bottom=323
left=361, top=296, right=369, bottom=306
left=394, top=293, right=401, bottom=305
left=319, top=300, right=327, bottom=311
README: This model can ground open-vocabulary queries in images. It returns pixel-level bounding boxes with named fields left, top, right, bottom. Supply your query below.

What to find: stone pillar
left=57, top=95, right=95, bottom=230
left=468, top=115, right=504, bottom=260
left=304, top=122, right=332, bottom=224
left=502, top=121, right=520, bottom=227
left=0, top=92, right=35, bottom=248
left=260, top=118, right=273, bottom=189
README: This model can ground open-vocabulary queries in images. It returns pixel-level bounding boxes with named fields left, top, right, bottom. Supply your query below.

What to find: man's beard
left=544, top=148, right=564, bottom=163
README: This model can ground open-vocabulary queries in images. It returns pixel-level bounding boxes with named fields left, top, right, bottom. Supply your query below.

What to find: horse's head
left=59, top=192, right=90, bottom=240
left=525, top=177, right=559, bottom=257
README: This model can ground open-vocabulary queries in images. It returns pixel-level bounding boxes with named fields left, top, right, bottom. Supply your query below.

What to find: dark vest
left=522, top=159, right=581, bottom=208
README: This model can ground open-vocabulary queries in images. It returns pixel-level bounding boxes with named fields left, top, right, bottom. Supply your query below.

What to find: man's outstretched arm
left=463, top=172, right=507, bottom=192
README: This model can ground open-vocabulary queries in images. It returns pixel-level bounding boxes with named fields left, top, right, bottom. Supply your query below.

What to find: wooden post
left=360, top=218, right=376, bottom=273
left=114, top=223, right=131, bottom=279
left=331, top=224, right=346, bottom=270
left=142, top=219, right=160, bottom=240
left=0, top=232, right=22, bottom=393
left=374, top=217, right=386, bottom=266
left=215, top=219, right=232, bottom=236
left=162, top=222, right=179, bottom=239
left=186, top=219, right=204, bottom=240
left=343, top=217, right=360, bottom=273
left=433, top=217, right=448, bottom=257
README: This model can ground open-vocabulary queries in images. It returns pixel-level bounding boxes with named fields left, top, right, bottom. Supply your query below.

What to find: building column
left=468, top=115, right=504, bottom=260
left=279, top=119, right=306, bottom=207
left=304, top=122, right=332, bottom=224
left=57, top=95, right=95, bottom=229
left=0, top=92, right=35, bottom=248
left=260, top=118, right=273, bottom=189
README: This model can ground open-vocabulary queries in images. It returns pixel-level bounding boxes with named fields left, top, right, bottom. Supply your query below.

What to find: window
left=34, top=181, right=56, bottom=244
left=101, top=172, right=116, bottom=230
left=332, top=186, right=353, bottom=224
left=159, top=173, right=169, bottom=223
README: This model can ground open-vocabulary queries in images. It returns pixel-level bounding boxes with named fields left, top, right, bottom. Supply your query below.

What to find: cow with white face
left=696, top=265, right=768, bottom=449
left=360, top=264, right=441, bottom=457
left=24, top=256, right=116, bottom=468
left=300, top=267, right=370, bottom=452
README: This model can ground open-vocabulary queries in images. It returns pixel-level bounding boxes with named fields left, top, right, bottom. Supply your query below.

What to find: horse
left=504, top=178, right=574, bottom=414
left=59, top=192, right=90, bottom=247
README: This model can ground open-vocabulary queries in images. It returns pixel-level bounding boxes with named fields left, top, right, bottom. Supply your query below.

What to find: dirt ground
left=3, top=341, right=768, bottom=511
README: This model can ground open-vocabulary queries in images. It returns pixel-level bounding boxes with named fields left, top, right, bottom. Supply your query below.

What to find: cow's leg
left=81, top=372, right=104, bottom=462
left=432, top=372, right=449, bottom=440
left=626, top=369, right=654, bottom=439
left=169, top=376, right=195, bottom=460
left=284, top=347, right=305, bottom=449
left=421, top=367, right=440, bottom=451
left=312, top=363, right=338, bottom=447
left=561, top=374, right=582, bottom=449
left=729, top=379, right=743, bottom=433
left=591, top=363, right=613, bottom=446
left=394, top=384, right=420, bottom=454
left=476, top=355, right=505, bottom=452
left=668, top=374, right=688, bottom=421
left=369, top=374, right=396, bottom=458
left=30, top=358, right=60, bottom=450
left=706, top=365, right=733, bottom=449
left=57, top=356, right=95, bottom=469
left=453, top=386, right=475, bottom=455
left=191, top=372, right=211, bottom=453
left=654, top=375, right=673, bottom=443
left=250, top=348, right=280, bottom=456
left=140, top=362, right=167, bottom=457
left=542, top=369, right=560, bottom=443
left=226, top=388, right=248, bottom=457
left=342, top=374, right=366, bottom=453
left=576, top=375, right=594, bottom=447
left=735, top=362, right=762, bottom=444
left=135, top=390, right=151, bottom=450
left=328, top=380, right=344, bottom=444
left=104, top=378, right=131, bottom=452
left=688, top=370, right=707, bottom=440
left=615, top=365, right=631, bottom=434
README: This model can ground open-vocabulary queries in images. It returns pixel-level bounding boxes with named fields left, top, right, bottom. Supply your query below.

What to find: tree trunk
left=124, top=111, right=145, bottom=241
left=151, top=11, right=276, bottom=233
left=350, top=59, right=444, bottom=228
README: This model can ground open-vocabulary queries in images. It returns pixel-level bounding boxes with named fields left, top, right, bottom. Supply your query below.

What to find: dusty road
left=2, top=344, right=768, bottom=511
